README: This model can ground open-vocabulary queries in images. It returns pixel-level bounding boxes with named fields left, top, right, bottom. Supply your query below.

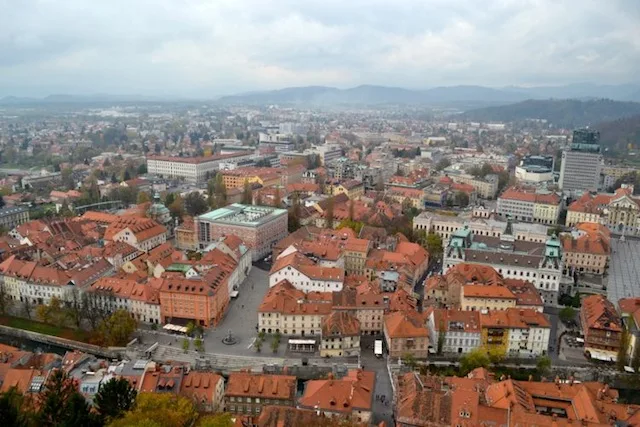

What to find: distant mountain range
left=216, top=83, right=640, bottom=106
left=462, top=99, right=640, bottom=128
left=216, top=85, right=532, bottom=106
left=2, top=83, right=640, bottom=107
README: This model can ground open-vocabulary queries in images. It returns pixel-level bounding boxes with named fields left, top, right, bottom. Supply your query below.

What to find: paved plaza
left=137, top=265, right=272, bottom=357
left=608, top=237, right=640, bottom=303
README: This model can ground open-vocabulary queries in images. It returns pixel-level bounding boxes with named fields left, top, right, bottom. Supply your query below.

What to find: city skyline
left=2, top=0, right=640, bottom=97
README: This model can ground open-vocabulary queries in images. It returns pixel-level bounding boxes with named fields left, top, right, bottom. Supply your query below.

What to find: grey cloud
left=0, top=0, right=639, bottom=97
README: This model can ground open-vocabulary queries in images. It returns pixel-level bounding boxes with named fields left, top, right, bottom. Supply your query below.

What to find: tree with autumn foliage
left=109, top=393, right=199, bottom=427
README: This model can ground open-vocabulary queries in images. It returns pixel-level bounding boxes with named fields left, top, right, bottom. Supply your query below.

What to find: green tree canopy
left=242, top=179, right=252, bottom=205
left=184, top=192, right=208, bottom=216
left=38, top=370, right=98, bottom=427
left=459, top=348, right=491, bottom=375
left=559, top=307, right=576, bottom=324
left=94, top=377, right=137, bottom=422
left=98, top=309, right=138, bottom=346
left=536, top=355, right=552, bottom=374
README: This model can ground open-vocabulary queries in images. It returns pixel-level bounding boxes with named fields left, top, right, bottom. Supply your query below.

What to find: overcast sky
left=1, top=0, right=639, bottom=98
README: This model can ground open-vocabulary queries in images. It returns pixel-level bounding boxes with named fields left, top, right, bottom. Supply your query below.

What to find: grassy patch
left=0, top=316, right=91, bottom=343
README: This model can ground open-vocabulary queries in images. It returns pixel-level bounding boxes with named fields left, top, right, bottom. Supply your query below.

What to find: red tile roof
left=226, top=373, right=296, bottom=400
left=299, top=369, right=374, bottom=413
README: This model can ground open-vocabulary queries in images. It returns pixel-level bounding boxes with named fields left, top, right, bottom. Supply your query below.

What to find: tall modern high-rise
left=558, top=129, right=603, bottom=193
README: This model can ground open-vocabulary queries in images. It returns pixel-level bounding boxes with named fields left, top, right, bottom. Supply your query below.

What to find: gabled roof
left=463, top=284, right=516, bottom=300
left=259, top=280, right=332, bottom=315
left=581, top=294, right=622, bottom=332
left=226, top=373, right=296, bottom=400
left=322, top=311, right=360, bottom=337
left=298, top=369, right=374, bottom=413
left=179, top=371, right=223, bottom=406
left=384, top=310, right=429, bottom=338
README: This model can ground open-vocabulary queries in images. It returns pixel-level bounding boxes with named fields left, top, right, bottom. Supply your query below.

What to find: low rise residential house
left=225, top=373, right=297, bottom=418
left=386, top=187, right=425, bottom=209
left=562, top=222, right=610, bottom=276
left=0, top=255, right=113, bottom=308
left=395, top=370, right=640, bottom=427
left=175, top=216, right=198, bottom=251
left=365, top=241, right=429, bottom=290
left=565, top=192, right=610, bottom=227
left=427, top=309, right=481, bottom=354
left=258, top=280, right=332, bottom=336
left=139, top=365, right=225, bottom=413
left=254, top=406, right=333, bottom=427
left=580, top=294, right=622, bottom=360
left=298, top=369, right=374, bottom=424
left=332, top=281, right=386, bottom=335
left=424, top=263, right=503, bottom=309
left=102, top=241, right=140, bottom=269
left=87, top=277, right=162, bottom=324
left=269, top=252, right=344, bottom=293
left=383, top=310, right=430, bottom=359
left=221, top=167, right=282, bottom=189
left=618, top=297, right=640, bottom=366
left=342, top=238, right=370, bottom=276
left=461, top=285, right=517, bottom=311
left=480, top=308, right=550, bottom=358
left=320, top=311, right=361, bottom=357
left=105, top=217, right=167, bottom=252
left=328, top=179, right=365, bottom=200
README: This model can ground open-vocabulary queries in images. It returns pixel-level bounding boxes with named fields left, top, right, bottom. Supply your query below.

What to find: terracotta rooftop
left=503, top=279, right=544, bottom=307
left=226, top=373, right=296, bottom=400
left=480, top=308, right=550, bottom=329
left=463, top=284, right=516, bottom=300
left=104, top=217, right=167, bottom=242
left=255, top=406, right=338, bottom=427
left=432, top=309, right=481, bottom=333
left=581, top=294, right=622, bottom=332
left=384, top=310, right=429, bottom=339
left=499, top=187, right=561, bottom=205
left=322, top=311, right=360, bottom=337
left=298, top=369, right=374, bottom=414
left=562, top=223, right=611, bottom=255
left=259, top=280, right=332, bottom=315
left=179, top=371, right=223, bottom=407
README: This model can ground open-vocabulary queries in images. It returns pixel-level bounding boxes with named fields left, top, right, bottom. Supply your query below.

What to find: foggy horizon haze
left=2, top=0, right=640, bottom=98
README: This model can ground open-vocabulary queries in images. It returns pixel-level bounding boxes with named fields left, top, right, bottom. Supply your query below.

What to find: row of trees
left=403, top=347, right=553, bottom=378
left=28, top=292, right=137, bottom=346
left=254, top=331, right=282, bottom=353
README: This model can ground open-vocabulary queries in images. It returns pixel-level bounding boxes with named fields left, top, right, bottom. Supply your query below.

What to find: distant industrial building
left=197, top=204, right=288, bottom=260
left=558, top=129, right=603, bottom=193
left=258, top=133, right=296, bottom=152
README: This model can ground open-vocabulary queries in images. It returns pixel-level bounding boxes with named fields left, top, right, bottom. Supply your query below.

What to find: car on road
left=375, top=340, right=383, bottom=358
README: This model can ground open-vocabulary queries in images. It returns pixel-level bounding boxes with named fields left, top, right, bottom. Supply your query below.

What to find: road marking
left=247, top=337, right=256, bottom=349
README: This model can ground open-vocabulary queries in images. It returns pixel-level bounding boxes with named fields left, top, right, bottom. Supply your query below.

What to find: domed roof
left=147, top=192, right=171, bottom=219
